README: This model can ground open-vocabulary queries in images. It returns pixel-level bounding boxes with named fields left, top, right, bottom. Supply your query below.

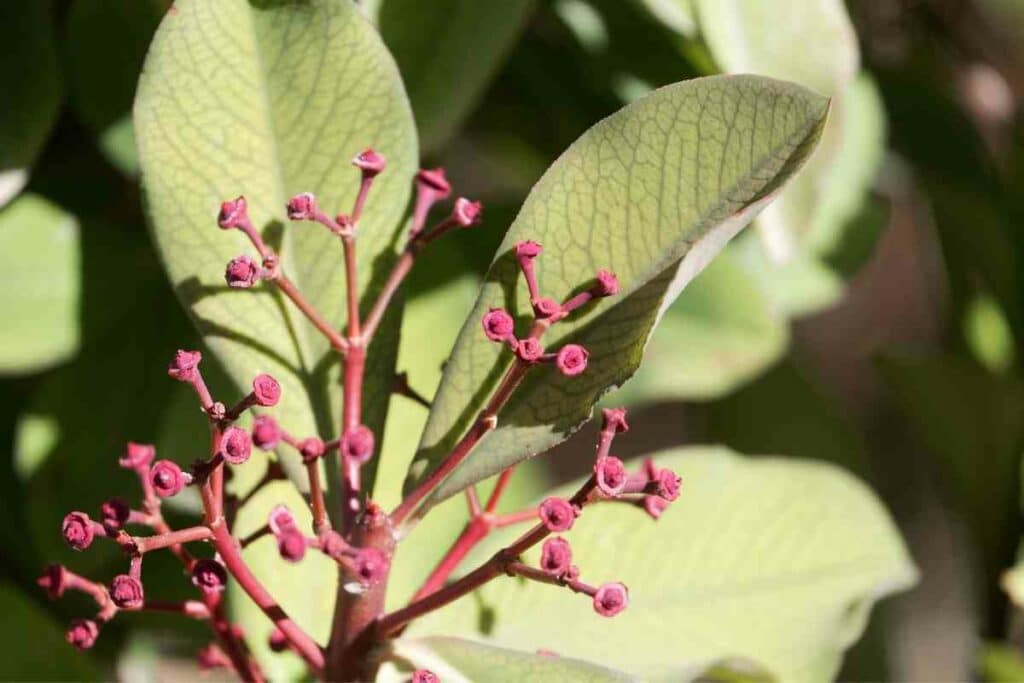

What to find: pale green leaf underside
left=406, top=75, right=829, bottom=515
left=0, top=195, right=80, bottom=374
left=134, top=0, right=417, bottom=489
left=612, top=248, right=788, bottom=403
left=382, top=637, right=635, bottom=682
left=378, top=0, right=535, bottom=154
left=410, top=448, right=918, bottom=682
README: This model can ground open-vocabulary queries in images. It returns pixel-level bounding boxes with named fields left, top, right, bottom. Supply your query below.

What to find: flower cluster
left=39, top=145, right=681, bottom=682
left=481, top=240, right=618, bottom=376
left=527, top=407, right=681, bottom=616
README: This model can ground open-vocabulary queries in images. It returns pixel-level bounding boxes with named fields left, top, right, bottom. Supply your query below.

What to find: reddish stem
left=485, top=468, right=516, bottom=514
left=209, top=522, right=325, bottom=674
left=143, top=600, right=211, bottom=619
left=306, top=460, right=331, bottom=535
left=390, top=361, right=529, bottom=527
left=465, top=487, right=482, bottom=517
left=411, top=517, right=490, bottom=603
left=361, top=245, right=417, bottom=345
left=273, top=274, right=349, bottom=353
left=378, top=477, right=598, bottom=636
left=133, top=525, right=212, bottom=553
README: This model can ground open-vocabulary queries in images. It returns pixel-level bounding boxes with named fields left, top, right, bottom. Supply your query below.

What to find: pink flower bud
left=565, top=564, right=581, bottom=581
left=62, top=512, right=95, bottom=551
left=167, top=350, right=202, bottom=382
left=100, top=498, right=130, bottom=531
left=268, top=627, right=289, bottom=653
left=352, top=148, right=386, bottom=176
left=219, top=427, right=252, bottom=465
left=482, top=308, right=515, bottom=342
left=515, top=240, right=542, bottom=260
left=252, top=415, right=282, bottom=450
left=594, top=270, right=619, bottom=296
left=593, top=582, right=628, bottom=617
left=533, top=297, right=562, bottom=319
left=601, top=407, right=629, bottom=433
left=452, top=197, right=482, bottom=227
left=416, top=168, right=451, bottom=198
left=66, top=619, right=99, bottom=650
left=412, top=670, right=439, bottom=683
left=643, top=495, right=670, bottom=520
left=516, top=337, right=543, bottom=363
left=278, top=531, right=307, bottom=563
left=110, top=574, right=144, bottom=609
left=208, top=401, right=226, bottom=421
left=538, top=497, right=577, bottom=532
left=286, top=192, right=317, bottom=220
left=655, top=468, right=681, bottom=501
left=252, top=373, right=281, bottom=406
left=120, top=442, right=155, bottom=469
left=268, top=505, right=297, bottom=536
left=218, top=196, right=248, bottom=229
left=341, top=425, right=375, bottom=465
left=352, top=547, right=389, bottom=586
left=191, top=559, right=228, bottom=595
left=150, top=460, right=189, bottom=498
left=540, top=537, right=572, bottom=575
left=594, top=456, right=627, bottom=497
left=225, top=254, right=261, bottom=288
left=555, top=344, right=589, bottom=376
left=37, top=564, right=68, bottom=599
left=299, top=437, right=325, bottom=464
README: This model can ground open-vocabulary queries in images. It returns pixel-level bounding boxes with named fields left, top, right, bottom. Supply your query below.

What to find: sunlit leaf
left=382, top=637, right=635, bottom=682
left=410, top=447, right=917, bottom=681
left=405, top=75, right=829, bottom=517
left=0, top=195, right=80, bottom=374
left=134, top=0, right=418, bottom=494
left=614, top=250, right=788, bottom=403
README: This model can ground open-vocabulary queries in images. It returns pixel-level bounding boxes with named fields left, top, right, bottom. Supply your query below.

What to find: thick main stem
left=324, top=507, right=395, bottom=681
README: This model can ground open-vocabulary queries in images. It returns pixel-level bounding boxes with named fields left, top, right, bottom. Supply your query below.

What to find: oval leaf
left=134, top=0, right=418, bottom=490
left=410, top=447, right=917, bottom=681
left=0, top=195, right=80, bottom=374
left=404, top=75, right=829, bottom=515
left=384, top=636, right=635, bottom=682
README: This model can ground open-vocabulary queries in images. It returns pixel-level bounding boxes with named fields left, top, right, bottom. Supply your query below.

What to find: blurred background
left=3, top=0, right=1024, bottom=679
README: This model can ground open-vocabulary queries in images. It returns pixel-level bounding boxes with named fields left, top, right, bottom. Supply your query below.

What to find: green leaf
left=134, top=0, right=418, bottom=493
left=382, top=636, right=636, bottom=682
left=410, top=447, right=917, bottom=682
left=66, top=0, right=167, bottom=176
left=979, top=643, right=1024, bottom=683
left=695, top=1, right=885, bottom=308
left=696, top=0, right=858, bottom=100
left=0, top=1, right=61, bottom=206
left=0, top=195, right=80, bottom=374
left=377, top=0, right=535, bottom=154
left=613, top=249, right=788, bottom=403
left=405, top=75, right=829, bottom=516
left=0, top=582, right=103, bottom=680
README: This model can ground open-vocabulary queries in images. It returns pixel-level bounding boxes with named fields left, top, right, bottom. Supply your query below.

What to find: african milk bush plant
left=34, top=1, right=916, bottom=680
